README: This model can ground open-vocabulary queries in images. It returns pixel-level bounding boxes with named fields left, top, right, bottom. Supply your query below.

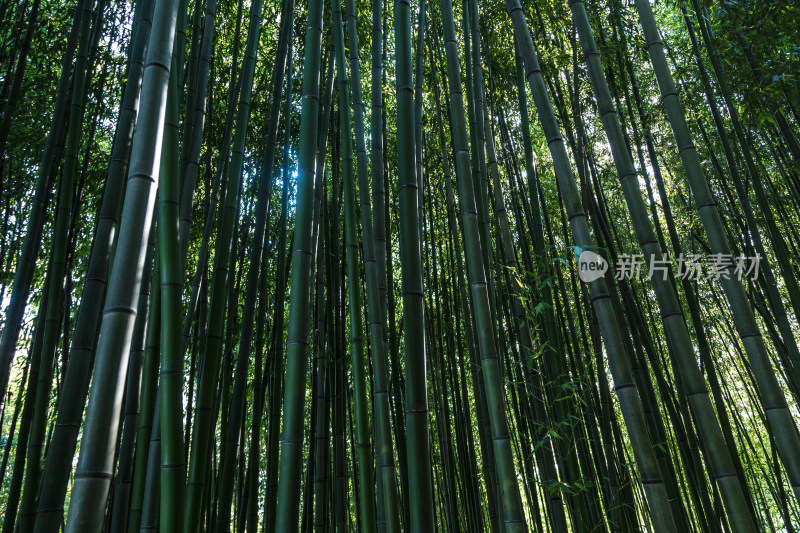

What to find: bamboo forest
left=1, top=0, right=799, bottom=528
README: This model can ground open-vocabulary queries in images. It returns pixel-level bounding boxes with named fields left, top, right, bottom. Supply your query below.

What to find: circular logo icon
left=578, top=250, right=608, bottom=283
